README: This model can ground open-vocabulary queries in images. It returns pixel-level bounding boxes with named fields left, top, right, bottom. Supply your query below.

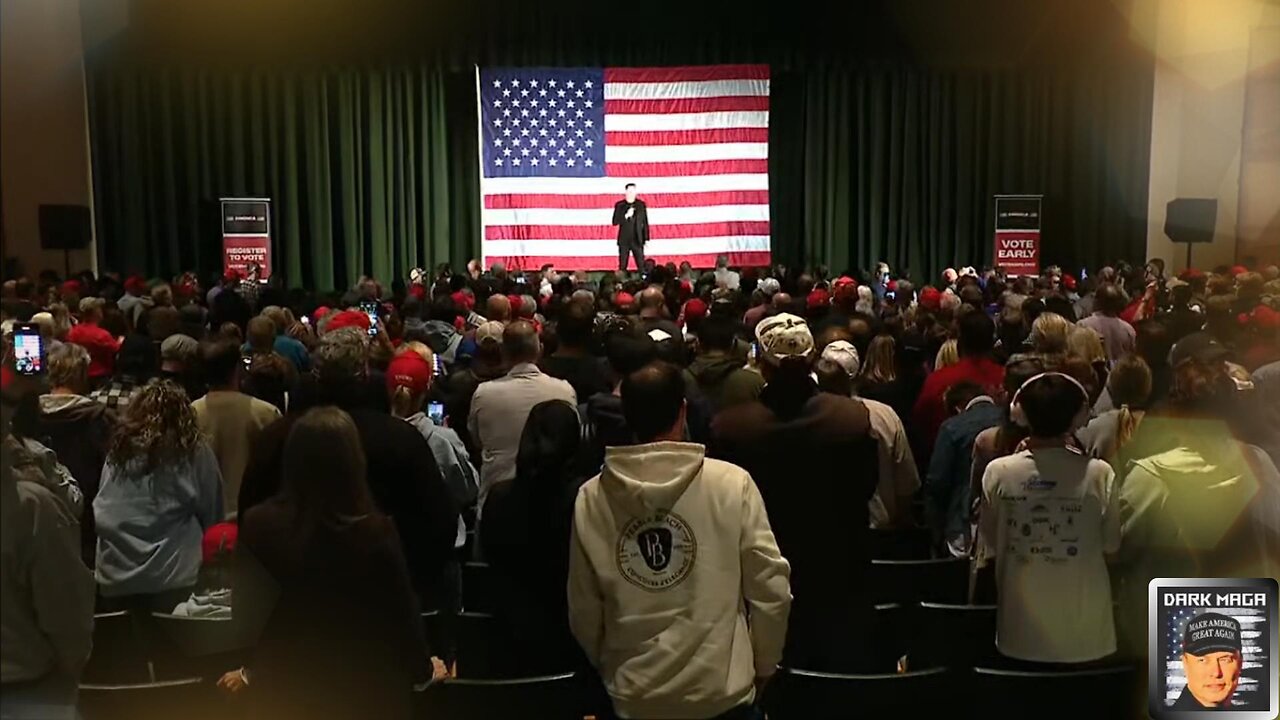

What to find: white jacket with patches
left=568, top=441, right=791, bottom=720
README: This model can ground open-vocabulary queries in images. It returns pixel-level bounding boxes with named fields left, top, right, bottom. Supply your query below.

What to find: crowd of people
left=1, top=254, right=1279, bottom=718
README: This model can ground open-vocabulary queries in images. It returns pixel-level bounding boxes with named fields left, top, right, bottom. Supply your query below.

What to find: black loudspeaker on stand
left=38, top=204, right=92, bottom=278
left=1164, top=198, right=1217, bottom=270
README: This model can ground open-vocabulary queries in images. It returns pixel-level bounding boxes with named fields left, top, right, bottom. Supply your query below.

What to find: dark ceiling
left=112, top=0, right=1146, bottom=71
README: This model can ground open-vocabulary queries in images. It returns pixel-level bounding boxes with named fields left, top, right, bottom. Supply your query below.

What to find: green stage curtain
left=771, top=66, right=1153, bottom=278
left=87, top=62, right=478, bottom=290
left=87, top=59, right=1151, bottom=289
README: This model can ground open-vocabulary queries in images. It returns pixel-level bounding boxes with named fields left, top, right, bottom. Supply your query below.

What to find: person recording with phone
left=612, top=183, right=649, bottom=274
left=386, top=343, right=478, bottom=593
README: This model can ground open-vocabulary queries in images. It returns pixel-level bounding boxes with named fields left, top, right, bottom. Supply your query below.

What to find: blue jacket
left=924, top=398, right=1002, bottom=549
left=242, top=336, right=310, bottom=372
left=93, top=444, right=224, bottom=597
left=405, top=412, right=479, bottom=548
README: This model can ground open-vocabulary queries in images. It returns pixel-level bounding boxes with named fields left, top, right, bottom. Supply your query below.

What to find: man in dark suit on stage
left=612, top=183, right=649, bottom=273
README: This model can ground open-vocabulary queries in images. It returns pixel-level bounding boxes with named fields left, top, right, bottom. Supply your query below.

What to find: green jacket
left=684, top=352, right=764, bottom=413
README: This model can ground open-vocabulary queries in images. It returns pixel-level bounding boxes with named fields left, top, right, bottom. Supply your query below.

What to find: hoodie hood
left=39, top=394, right=107, bottom=422
left=2, top=436, right=83, bottom=517
left=687, top=353, right=746, bottom=385
left=599, top=441, right=704, bottom=516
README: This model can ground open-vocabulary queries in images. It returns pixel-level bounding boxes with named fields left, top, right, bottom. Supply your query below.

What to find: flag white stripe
left=603, top=142, right=769, bottom=163
left=603, top=111, right=769, bottom=132
left=484, top=237, right=772, bottom=256
left=603, top=79, right=770, bottom=100
left=480, top=173, right=769, bottom=195
left=485, top=204, right=769, bottom=227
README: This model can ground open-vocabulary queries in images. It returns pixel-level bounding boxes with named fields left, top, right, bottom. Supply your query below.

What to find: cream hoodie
left=568, top=442, right=790, bottom=720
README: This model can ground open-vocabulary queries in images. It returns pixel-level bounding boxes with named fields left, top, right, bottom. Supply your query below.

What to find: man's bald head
left=486, top=294, right=511, bottom=323
left=772, top=292, right=792, bottom=310
left=502, top=319, right=540, bottom=364
left=638, top=286, right=665, bottom=317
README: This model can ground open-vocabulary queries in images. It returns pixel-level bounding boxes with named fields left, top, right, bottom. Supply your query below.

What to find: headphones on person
left=1009, top=371, right=1090, bottom=432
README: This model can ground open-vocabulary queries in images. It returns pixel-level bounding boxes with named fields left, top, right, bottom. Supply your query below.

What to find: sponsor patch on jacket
left=615, top=511, right=697, bottom=592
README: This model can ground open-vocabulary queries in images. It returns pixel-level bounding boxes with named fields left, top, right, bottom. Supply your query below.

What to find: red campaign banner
left=994, top=231, right=1040, bottom=276
left=223, top=236, right=272, bottom=278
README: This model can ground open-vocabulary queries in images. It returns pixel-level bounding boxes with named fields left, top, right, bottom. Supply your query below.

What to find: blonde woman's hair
left=861, top=335, right=897, bottom=384
left=48, top=303, right=73, bottom=340
left=1108, top=354, right=1152, bottom=452
left=1031, top=312, right=1072, bottom=356
left=388, top=342, right=434, bottom=419
left=1068, top=325, right=1107, bottom=366
left=934, top=338, right=959, bottom=369
left=48, top=343, right=90, bottom=391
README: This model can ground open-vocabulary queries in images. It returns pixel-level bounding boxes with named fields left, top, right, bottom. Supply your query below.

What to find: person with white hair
left=939, top=290, right=962, bottom=314
left=813, top=338, right=919, bottom=530
left=27, top=312, right=64, bottom=355
left=854, top=284, right=875, bottom=316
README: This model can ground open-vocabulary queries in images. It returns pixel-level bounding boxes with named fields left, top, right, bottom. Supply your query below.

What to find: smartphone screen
left=427, top=401, right=445, bottom=426
left=432, top=354, right=444, bottom=378
left=360, top=301, right=379, bottom=336
left=13, top=324, right=45, bottom=376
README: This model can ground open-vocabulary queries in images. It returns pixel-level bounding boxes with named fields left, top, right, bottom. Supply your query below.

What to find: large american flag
left=478, top=64, right=771, bottom=271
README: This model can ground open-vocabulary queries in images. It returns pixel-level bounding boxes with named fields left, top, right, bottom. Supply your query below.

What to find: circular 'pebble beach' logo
left=616, top=511, right=697, bottom=592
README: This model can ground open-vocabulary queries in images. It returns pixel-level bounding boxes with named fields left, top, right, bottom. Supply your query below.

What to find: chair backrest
left=869, top=557, right=969, bottom=604
left=79, top=678, right=214, bottom=720
left=421, top=609, right=449, bottom=662
left=414, top=673, right=582, bottom=720
left=861, top=603, right=912, bottom=672
left=869, top=527, right=932, bottom=560
left=82, top=612, right=152, bottom=685
left=461, top=561, right=496, bottom=613
left=968, top=665, right=1139, bottom=715
left=763, top=666, right=955, bottom=717
left=454, top=612, right=518, bottom=679
left=914, top=603, right=998, bottom=668
left=147, top=613, right=246, bottom=681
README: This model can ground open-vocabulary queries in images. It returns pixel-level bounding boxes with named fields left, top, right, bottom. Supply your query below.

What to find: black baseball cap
left=1171, top=332, right=1231, bottom=367
left=1183, top=612, right=1242, bottom=656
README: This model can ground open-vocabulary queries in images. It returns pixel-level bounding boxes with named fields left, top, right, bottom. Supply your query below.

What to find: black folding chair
left=147, top=613, right=246, bottom=681
left=869, top=527, right=932, bottom=560
left=862, top=603, right=913, bottom=672
left=79, top=678, right=216, bottom=720
left=869, top=557, right=969, bottom=604
left=453, top=612, right=518, bottom=678
left=968, top=665, right=1139, bottom=718
left=762, top=666, right=954, bottom=717
left=414, top=673, right=582, bottom=720
left=461, top=561, right=496, bottom=614
left=421, top=609, right=453, bottom=663
left=913, top=603, right=998, bottom=668
left=82, top=611, right=153, bottom=684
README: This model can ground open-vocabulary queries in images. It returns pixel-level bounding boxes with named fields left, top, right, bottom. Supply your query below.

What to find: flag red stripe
left=605, top=159, right=768, bottom=177
left=484, top=190, right=770, bottom=210
left=604, top=96, right=769, bottom=115
left=603, top=65, right=770, bottom=83
left=604, top=128, right=769, bottom=146
left=485, top=220, right=770, bottom=241
left=487, top=251, right=773, bottom=272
